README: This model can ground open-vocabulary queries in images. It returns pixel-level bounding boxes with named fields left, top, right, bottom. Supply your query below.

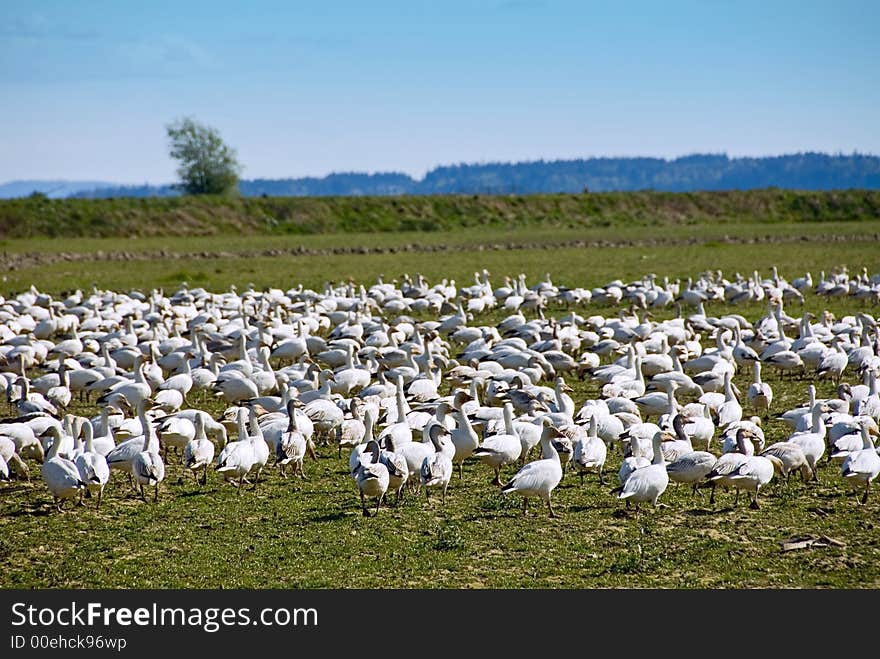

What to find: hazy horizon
left=2, top=1, right=877, bottom=184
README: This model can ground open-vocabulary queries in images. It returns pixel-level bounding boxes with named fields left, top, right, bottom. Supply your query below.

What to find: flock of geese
left=1, top=265, right=879, bottom=519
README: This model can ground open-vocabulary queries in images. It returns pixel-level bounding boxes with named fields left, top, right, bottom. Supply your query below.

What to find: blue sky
left=1, top=0, right=877, bottom=183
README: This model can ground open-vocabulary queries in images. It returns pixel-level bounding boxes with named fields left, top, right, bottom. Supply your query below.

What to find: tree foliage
left=166, top=117, right=242, bottom=195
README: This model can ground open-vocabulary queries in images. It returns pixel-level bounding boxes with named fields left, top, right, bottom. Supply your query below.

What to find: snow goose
left=617, top=430, right=669, bottom=510
left=336, top=398, right=367, bottom=457
left=41, top=427, right=86, bottom=511
left=74, top=422, right=110, bottom=508
left=184, top=413, right=215, bottom=485
left=816, top=337, right=848, bottom=385
left=215, top=408, right=257, bottom=493
left=449, top=405, right=480, bottom=478
left=716, top=371, right=743, bottom=429
left=420, top=425, right=455, bottom=504
left=746, top=361, right=773, bottom=416
left=155, top=414, right=196, bottom=459
left=246, top=404, right=271, bottom=484
left=572, top=413, right=608, bottom=485
left=275, top=399, right=307, bottom=479
left=472, top=403, right=522, bottom=484
left=501, top=419, right=565, bottom=517
left=760, top=441, right=812, bottom=482
left=703, top=428, right=755, bottom=505
left=378, top=436, right=410, bottom=505
left=355, top=440, right=389, bottom=516
left=839, top=417, right=880, bottom=503
left=787, top=402, right=829, bottom=479
left=666, top=449, right=717, bottom=494
left=728, top=453, right=779, bottom=509
left=131, top=405, right=165, bottom=502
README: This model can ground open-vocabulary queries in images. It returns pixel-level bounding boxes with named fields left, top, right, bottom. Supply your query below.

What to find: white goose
left=420, top=425, right=455, bottom=504
left=41, top=425, right=85, bottom=511
left=105, top=398, right=155, bottom=486
left=787, top=402, right=829, bottom=480
left=747, top=361, right=773, bottom=416
left=184, top=413, right=215, bottom=485
left=839, top=417, right=880, bottom=504
left=617, top=430, right=669, bottom=510
left=472, top=403, right=522, bottom=485
left=74, top=422, right=110, bottom=509
left=572, top=413, right=608, bottom=485
left=703, top=428, right=754, bottom=505
left=501, top=420, right=565, bottom=517
left=131, top=408, right=165, bottom=502
left=355, top=440, right=389, bottom=517
left=276, top=399, right=307, bottom=479
left=215, top=408, right=257, bottom=493
left=727, top=452, right=779, bottom=509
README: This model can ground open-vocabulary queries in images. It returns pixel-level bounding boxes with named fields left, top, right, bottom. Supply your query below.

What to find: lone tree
left=166, top=117, right=242, bottom=195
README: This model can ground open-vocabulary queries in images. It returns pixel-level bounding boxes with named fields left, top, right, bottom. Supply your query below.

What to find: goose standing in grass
left=617, top=430, right=669, bottom=511
left=760, top=441, right=812, bottom=482
left=501, top=420, right=565, bottom=517
left=105, top=398, right=154, bottom=487
left=666, top=448, right=717, bottom=494
left=246, top=404, right=271, bottom=485
left=449, top=404, right=480, bottom=479
left=472, top=403, right=522, bottom=485
left=839, top=417, right=880, bottom=504
left=378, top=436, right=410, bottom=505
left=74, top=422, right=110, bottom=509
left=703, top=428, right=754, bottom=505
left=155, top=414, right=195, bottom=462
left=132, top=407, right=165, bottom=502
left=787, top=402, right=829, bottom=480
left=184, top=413, right=215, bottom=485
left=42, top=425, right=85, bottom=511
left=572, top=413, right=607, bottom=485
left=420, top=425, right=455, bottom=504
left=727, top=452, right=780, bottom=509
left=215, top=408, right=257, bottom=493
left=355, top=440, right=389, bottom=517
left=747, top=361, right=773, bottom=416
left=717, top=371, right=743, bottom=428
left=276, top=399, right=307, bottom=479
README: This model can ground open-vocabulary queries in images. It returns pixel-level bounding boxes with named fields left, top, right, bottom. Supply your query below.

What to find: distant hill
left=0, top=180, right=117, bottom=199
left=4, top=153, right=880, bottom=199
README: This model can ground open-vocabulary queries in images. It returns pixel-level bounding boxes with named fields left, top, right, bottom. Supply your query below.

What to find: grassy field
left=1, top=217, right=879, bottom=588
left=1, top=189, right=879, bottom=238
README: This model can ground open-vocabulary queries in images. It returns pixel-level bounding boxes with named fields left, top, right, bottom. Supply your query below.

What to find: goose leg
left=749, top=491, right=760, bottom=510
left=862, top=482, right=870, bottom=505
left=547, top=497, right=558, bottom=518
left=238, top=475, right=244, bottom=495
left=375, top=496, right=381, bottom=516
left=491, top=468, right=501, bottom=486
left=458, top=462, right=463, bottom=480
left=154, top=483, right=159, bottom=502
left=360, top=491, right=370, bottom=517
left=522, top=497, right=528, bottom=517
left=598, top=468, right=605, bottom=486
left=97, top=488, right=103, bottom=511
left=579, top=472, right=584, bottom=486
left=442, top=483, right=448, bottom=504
left=709, top=484, right=716, bottom=505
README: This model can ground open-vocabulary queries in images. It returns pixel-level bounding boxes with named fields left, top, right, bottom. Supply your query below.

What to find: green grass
left=1, top=216, right=880, bottom=588
left=1, top=189, right=878, bottom=238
